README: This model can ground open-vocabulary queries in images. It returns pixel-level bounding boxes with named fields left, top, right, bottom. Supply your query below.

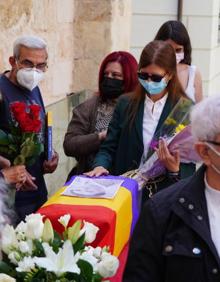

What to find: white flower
left=79, top=221, right=99, bottom=243
left=34, top=240, right=80, bottom=277
left=97, top=253, right=119, bottom=278
left=25, top=213, right=44, bottom=240
left=8, top=251, right=21, bottom=265
left=15, top=221, right=26, bottom=240
left=15, top=221, right=26, bottom=233
left=80, top=248, right=98, bottom=270
left=16, top=256, right=36, bottom=272
left=58, top=214, right=71, bottom=229
left=18, top=239, right=33, bottom=255
left=93, top=246, right=102, bottom=258
left=0, top=273, right=16, bottom=282
left=42, top=218, right=54, bottom=242
left=1, top=224, right=18, bottom=254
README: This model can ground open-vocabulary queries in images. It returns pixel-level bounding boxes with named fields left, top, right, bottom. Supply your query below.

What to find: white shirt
left=204, top=175, right=220, bottom=258
left=141, top=94, right=168, bottom=162
left=185, top=65, right=196, bottom=102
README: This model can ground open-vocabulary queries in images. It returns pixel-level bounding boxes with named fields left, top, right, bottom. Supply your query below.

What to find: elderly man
left=0, top=35, right=58, bottom=221
left=123, top=95, right=220, bottom=282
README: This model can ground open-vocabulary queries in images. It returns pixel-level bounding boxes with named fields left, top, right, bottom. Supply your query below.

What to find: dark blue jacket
left=123, top=165, right=220, bottom=282
left=0, top=74, right=47, bottom=211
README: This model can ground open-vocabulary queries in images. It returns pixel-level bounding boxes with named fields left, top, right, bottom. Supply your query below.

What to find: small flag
left=46, top=111, right=53, bottom=161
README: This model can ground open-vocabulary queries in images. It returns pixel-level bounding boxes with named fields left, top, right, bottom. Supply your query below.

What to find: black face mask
left=100, top=77, right=124, bottom=99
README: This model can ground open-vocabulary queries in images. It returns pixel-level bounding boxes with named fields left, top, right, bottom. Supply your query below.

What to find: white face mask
left=205, top=142, right=220, bottom=174
left=16, top=68, right=45, bottom=91
left=176, top=52, right=184, bottom=64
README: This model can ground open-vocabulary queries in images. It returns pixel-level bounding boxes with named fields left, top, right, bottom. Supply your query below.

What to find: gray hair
left=190, top=95, right=220, bottom=141
left=13, top=35, right=47, bottom=58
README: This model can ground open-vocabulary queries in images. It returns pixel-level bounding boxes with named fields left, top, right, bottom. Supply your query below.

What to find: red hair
left=98, top=51, right=138, bottom=100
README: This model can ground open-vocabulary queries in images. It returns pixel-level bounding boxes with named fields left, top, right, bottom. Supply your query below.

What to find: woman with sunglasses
left=86, top=40, right=196, bottom=203
left=155, top=20, right=203, bottom=103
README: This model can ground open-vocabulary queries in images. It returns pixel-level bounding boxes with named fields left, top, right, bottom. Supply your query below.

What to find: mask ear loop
left=205, top=142, right=220, bottom=157
left=205, top=142, right=220, bottom=174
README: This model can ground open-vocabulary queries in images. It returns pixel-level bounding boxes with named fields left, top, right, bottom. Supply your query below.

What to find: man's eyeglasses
left=17, top=59, right=48, bottom=71
left=206, top=140, right=220, bottom=146
left=137, top=71, right=165, bottom=83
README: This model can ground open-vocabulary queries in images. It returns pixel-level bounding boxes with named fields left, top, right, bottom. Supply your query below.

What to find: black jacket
left=123, top=166, right=220, bottom=282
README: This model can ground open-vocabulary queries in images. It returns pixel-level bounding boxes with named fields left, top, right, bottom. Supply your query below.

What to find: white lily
left=25, top=213, right=44, bottom=240
left=58, top=214, right=71, bottom=229
left=34, top=240, right=80, bottom=277
left=79, top=221, right=99, bottom=243
left=16, top=256, right=36, bottom=272
left=1, top=224, right=18, bottom=254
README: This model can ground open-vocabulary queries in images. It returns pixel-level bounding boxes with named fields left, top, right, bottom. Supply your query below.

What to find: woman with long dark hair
left=155, top=20, right=203, bottom=103
left=86, top=40, right=196, bottom=202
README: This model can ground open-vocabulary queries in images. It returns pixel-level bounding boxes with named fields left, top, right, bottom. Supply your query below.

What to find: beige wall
left=0, top=0, right=132, bottom=194
left=0, top=0, right=131, bottom=105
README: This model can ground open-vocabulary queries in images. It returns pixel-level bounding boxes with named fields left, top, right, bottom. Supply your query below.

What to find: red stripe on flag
left=38, top=204, right=116, bottom=253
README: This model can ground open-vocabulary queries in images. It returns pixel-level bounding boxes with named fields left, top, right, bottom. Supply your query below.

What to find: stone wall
left=0, top=0, right=132, bottom=194
left=0, top=0, right=131, bottom=104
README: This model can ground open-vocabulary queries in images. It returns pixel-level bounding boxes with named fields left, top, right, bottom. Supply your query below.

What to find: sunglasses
left=137, top=71, right=165, bottom=83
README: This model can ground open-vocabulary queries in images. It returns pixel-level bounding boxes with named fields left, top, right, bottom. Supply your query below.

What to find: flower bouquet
left=0, top=102, right=43, bottom=166
left=123, top=97, right=200, bottom=188
left=0, top=213, right=119, bottom=282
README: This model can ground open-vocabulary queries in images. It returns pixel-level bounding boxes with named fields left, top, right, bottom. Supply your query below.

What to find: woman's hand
left=155, top=138, right=180, bottom=172
left=98, top=130, right=107, bottom=141
left=84, top=166, right=109, bottom=177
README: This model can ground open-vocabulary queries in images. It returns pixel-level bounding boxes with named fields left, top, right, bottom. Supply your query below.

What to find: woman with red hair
left=63, top=51, right=138, bottom=178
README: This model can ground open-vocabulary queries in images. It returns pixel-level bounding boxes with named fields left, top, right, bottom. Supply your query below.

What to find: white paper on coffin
left=62, top=176, right=124, bottom=199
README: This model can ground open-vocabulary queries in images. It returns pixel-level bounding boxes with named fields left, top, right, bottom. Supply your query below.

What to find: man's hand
left=0, top=156, right=11, bottom=168
left=1, top=165, right=37, bottom=191
left=16, top=171, right=38, bottom=191
left=43, top=151, right=59, bottom=174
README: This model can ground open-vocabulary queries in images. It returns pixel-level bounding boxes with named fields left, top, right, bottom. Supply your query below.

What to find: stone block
left=52, top=60, right=74, bottom=97
left=74, top=0, right=112, bottom=21
left=72, top=58, right=100, bottom=92
left=57, top=0, right=74, bottom=23
left=73, top=21, right=111, bottom=59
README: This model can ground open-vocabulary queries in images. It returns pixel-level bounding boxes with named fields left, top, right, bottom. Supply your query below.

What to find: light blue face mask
left=138, top=77, right=168, bottom=95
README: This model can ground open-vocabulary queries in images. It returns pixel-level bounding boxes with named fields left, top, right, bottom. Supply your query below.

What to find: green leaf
left=73, top=233, right=85, bottom=253
left=13, top=154, right=26, bottom=165
left=68, top=220, right=82, bottom=244
left=0, top=129, right=10, bottom=145
left=0, top=261, right=16, bottom=277
left=77, top=259, right=93, bottom=282
left=32, top=239, right=45, bottom=257
left=51, top=230, right=62, bottom=253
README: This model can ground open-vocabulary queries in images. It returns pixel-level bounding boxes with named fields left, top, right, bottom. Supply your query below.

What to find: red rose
left=10, top=102, right=29, bottom=125
left=20, top=117, right=42, bottom=133
left=29, top=104, right=41, bottom=119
